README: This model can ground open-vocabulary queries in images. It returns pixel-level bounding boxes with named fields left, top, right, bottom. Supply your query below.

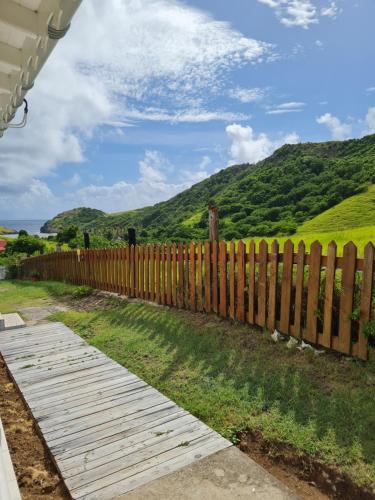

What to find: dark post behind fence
left=83, top=232, right=90, bottom=249
left=128, top=228, right=136, bottom=247
left=208, top=205, right=219, bottom=243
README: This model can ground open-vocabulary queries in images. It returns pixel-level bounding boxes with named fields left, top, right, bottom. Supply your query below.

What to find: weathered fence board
left=21, top=239, right=375, bottom=360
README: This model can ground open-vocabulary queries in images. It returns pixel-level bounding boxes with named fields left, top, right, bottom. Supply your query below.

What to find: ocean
left=0, top=220, right=54, bottom=238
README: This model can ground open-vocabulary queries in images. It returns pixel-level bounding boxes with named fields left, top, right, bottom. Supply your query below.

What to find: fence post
left=208, top=205, right=219, bottom=243
left=128, top=228, right=136, bottom=247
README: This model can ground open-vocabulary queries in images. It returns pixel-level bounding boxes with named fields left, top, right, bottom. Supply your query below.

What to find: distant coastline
left=0, top=220, right=55, bottom=238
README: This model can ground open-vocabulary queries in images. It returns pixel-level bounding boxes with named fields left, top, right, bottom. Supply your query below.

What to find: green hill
left=43, top=134, right=375, bottom=242
left=297, top=184, right=375, bottom=233
left=40, top=208, right=105, bottom=233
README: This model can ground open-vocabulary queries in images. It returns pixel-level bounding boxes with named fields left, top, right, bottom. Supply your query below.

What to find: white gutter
left=0, top=0, right=82, bottom=137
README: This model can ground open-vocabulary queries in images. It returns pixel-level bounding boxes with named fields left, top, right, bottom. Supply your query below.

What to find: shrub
left=72, top=286, right=93, bottom=298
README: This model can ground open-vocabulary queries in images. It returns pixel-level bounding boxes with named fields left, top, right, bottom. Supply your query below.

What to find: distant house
left=0, top=240, right=7, bottom=252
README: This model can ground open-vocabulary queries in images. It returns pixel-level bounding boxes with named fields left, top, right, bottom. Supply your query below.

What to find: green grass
left=243, top=226, right=375, bottom=257
left=0, top=280, right=75, bottom=313
left=299, top=185, right=375, bottom=233
left=2, top=279, right=375, bottom=490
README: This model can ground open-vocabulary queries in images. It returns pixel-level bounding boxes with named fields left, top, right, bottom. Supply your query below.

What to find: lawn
left=1, top=279, right=375, bottom=493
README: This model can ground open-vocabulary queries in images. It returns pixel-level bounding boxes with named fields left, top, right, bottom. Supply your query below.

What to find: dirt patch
left=238, top=430, right=375, bottom=500
left=0, top=356, right=69, bottom=500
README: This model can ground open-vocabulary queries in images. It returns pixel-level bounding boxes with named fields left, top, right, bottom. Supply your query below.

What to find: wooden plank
left=212, top=241, right=218, bottom=314
left=219, top=241, right=227, bottom=318
left=321, top=241, right=337, bottom=348
left=305, top=241, right=322, bottom=344
left=149, top=244, right=155, bottom=302
left=204, top=241, right=211, bottom=313
left=196, top=243, right=203, bottom=312
left=279, top=240, right=293, bottom=334
left=358, top=242, right=374, bottom=360
left=172, top=243, right=177, bottom=307
left=267, top=240, right=279, bottom=332
left=257, top=240, right=268, bottom=327
left=229, top=241, right=235, bottom=320
left=236, top=241, right=245, bottom=322
left=247, top=240, right=255, bottom=324
left=189, top=242, right=196, bottom=312
left=161, top=244, right=166, bottom=305
left=166, top=243, right=172, bottom=305
left=338, top=241, right=357, bottom=354
left=155, top=245, right=160, bottom=304
left=144, top=245, right=149, bottom=301
left=130, top=246, right=135, bottom=297
left=184, top=243, right=189, bottom=309
left=177, top=243, right=184, bottom=308
left=293, top=241, right=305, bottom=338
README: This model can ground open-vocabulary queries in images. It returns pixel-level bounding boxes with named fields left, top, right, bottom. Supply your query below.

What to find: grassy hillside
left=43, top=134, right=375, bottom=242
left=41, top=207, right=105, bottom=233
left=298, top=184, right=375, bottom=233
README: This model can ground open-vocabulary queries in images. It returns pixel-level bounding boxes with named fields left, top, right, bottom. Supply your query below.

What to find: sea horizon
left=0, top=219, right=54, bottom=238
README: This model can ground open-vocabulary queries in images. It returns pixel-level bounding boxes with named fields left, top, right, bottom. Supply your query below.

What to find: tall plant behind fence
left=21, top=240, right=374, bottom=360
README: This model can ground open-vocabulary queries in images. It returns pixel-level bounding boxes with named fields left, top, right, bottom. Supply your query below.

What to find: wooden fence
left=21, top=240, right=374, bottom=360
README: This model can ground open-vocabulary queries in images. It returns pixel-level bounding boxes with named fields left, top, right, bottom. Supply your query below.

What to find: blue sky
left=0, top=0, right=374, bottom=219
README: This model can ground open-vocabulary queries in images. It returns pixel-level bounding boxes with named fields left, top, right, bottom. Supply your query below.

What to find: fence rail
left=21, top=239, right=374, bottom=360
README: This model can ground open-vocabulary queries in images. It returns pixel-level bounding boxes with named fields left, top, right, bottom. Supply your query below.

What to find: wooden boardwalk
left=0, top=322, right=231, bottom=499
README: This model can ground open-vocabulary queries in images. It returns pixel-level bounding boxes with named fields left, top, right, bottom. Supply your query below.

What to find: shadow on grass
left=80, top=302, right=375, bottom=471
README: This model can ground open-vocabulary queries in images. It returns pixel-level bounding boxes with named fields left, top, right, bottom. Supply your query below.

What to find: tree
left=56, top=225, right=79, bottom=244
left=6, top=236, right=44, bottom=256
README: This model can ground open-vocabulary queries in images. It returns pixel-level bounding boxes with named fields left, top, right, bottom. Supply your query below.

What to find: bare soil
left=239, top=430, right=375, bottom=500
left=0, top=356, right=69, bottom=500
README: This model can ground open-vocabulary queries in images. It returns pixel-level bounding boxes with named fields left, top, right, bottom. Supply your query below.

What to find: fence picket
left=150, top=244, right=155, bottom=301
left=155, top=245, right=160, bottom=304
left=267, top=240, right=279, bottom=332
left=338, top=242, right=357, bottom=354
left=229, top=241, right=236, bottom=320
left=236, top=241, right=245, bottom=322
left=197, top=243, right=203, bottom=312
left=293, top=241, right=305, bottom=338
left=305, top=241, right=322, bottom=344
left=212, top=241, right=218, bottom=313
left=280, top=240, right=293, bottom=334
left=204, top=241, right=211, bottom=313
left=178, top=242, right=184, bottom=308
left=358, top=242, right=374, bottom=360
left=166, top=243, right=172, bottom=305
left=321, top=241, right=337, bottom=348
left=172, top=243, right=177, bottom=307
left=219, top=241, right=227, bottom=317
left=247, top=241, right=255, bottom=325
left=257, top=240, right=268, bottom=327
left=190, top=242, right=196, bottom=312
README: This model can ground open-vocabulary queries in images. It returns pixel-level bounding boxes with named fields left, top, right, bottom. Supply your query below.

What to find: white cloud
left=199, top=156, right=212, bottom=170
left=0, top=0, right=270, bottom=205
left=316, top=113, right=352, bottom=140
left=266, top=101, right=306, bottom=114
left=315, top=39, right=324, bottom=47
left=365, top=107, right=375, bottom=134
left=258, top=0, right=341, bottom=28
left=321, top=2, right=338, bottom=17
left=258, top=0, right=318, bottom=28
left=226, top=123, right=299, bottom=165
left=122, top=108, right=250, bottom=123
left=63, top=173, right=81, bottom=188
left=229, top=87, right=266, bottom=103
left=366, top=87, right=375, bottom=93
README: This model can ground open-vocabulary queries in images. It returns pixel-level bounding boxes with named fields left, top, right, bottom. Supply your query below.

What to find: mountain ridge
left=42, top=134, right=375, bottom=242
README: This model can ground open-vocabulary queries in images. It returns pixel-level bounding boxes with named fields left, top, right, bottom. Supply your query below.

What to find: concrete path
left=0, top=319, right=298, bottom=499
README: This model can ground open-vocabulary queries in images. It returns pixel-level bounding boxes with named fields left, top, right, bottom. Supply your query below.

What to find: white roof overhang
left=0, top=0, right=82, bottom=137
